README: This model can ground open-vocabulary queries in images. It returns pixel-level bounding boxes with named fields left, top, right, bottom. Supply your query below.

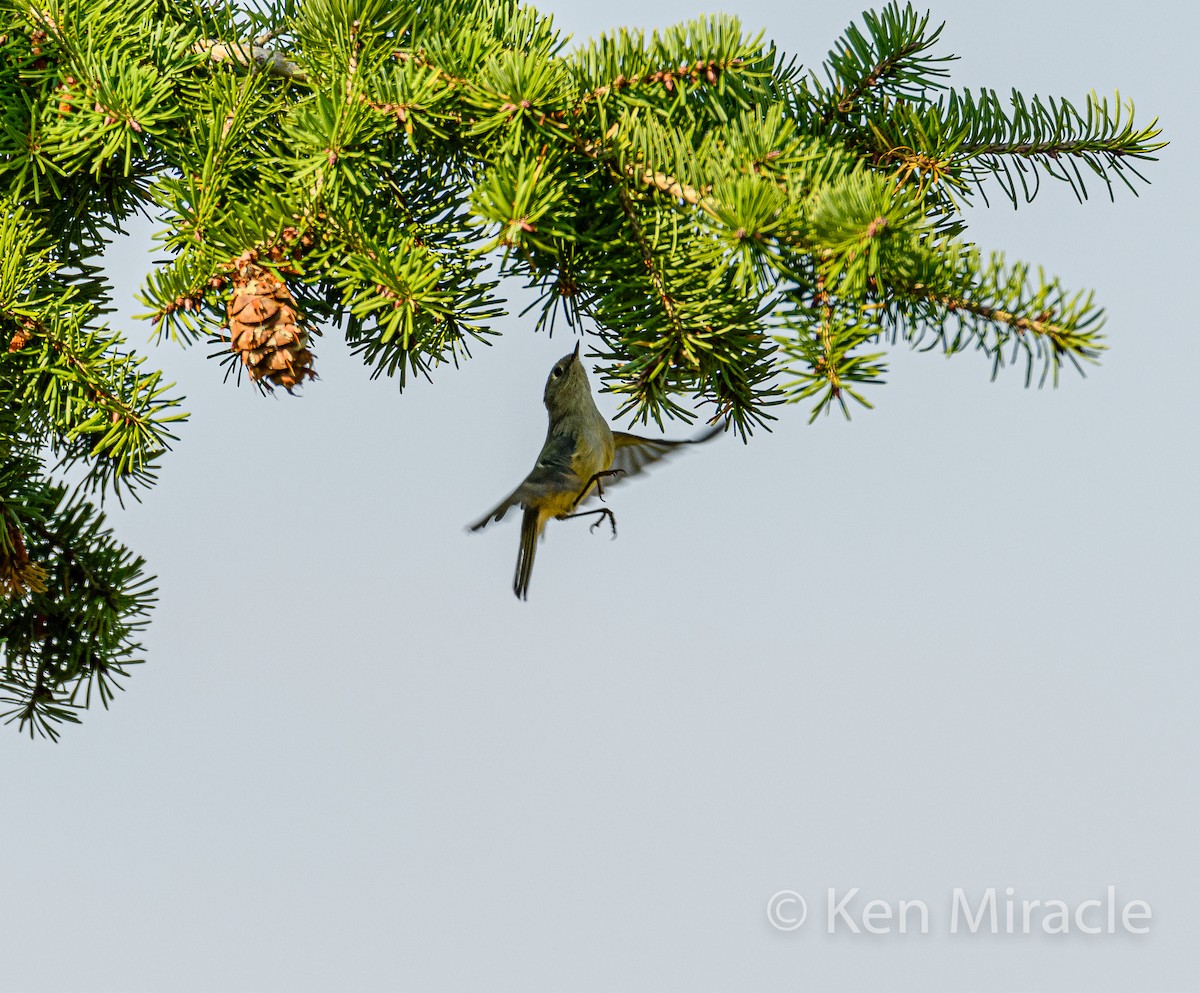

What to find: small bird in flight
left=469, top=341, right=720, bottom=599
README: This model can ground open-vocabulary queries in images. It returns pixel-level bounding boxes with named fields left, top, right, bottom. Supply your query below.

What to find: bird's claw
left=587, top=508, right=618, bottom=538
left=573, top=468, right=627, bottom=509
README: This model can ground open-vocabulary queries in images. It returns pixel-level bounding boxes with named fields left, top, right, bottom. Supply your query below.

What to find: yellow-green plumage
left=469, top=342, right=720, bottom=600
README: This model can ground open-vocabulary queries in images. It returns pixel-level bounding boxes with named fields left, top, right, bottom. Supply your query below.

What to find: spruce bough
left=0, top=0, right=1166, bottom=737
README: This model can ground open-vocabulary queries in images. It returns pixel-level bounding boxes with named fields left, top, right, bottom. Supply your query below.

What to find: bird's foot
left=562, top=507, right=618, bottom=539
left=571, top=468, right=626, bottom=509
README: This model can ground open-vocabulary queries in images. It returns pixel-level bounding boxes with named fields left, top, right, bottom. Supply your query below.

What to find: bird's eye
left=551, top=366, right=565, bottom=378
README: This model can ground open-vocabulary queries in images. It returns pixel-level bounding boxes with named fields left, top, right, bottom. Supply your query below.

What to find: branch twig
left=193, top=40, right=307, bottom=81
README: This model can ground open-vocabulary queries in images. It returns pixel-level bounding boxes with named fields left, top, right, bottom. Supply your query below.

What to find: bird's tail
left=514, top=507, right=539, bottom=600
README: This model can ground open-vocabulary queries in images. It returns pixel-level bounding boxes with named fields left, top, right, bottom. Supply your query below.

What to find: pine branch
left=2, top=312, right=184, bottom=495
left=0, top=0, right=1169, bottom=732
left=193, top=39, right=307, bottom=81
left=884, top=249, right=1106, bottom=385
left=805, top=1, right=954, bottom=125
left=1, top=198, right=185, bottom=495
left=776, top=274, right=888, bottom=421
left=0, top=482, right=152, bottom=738
left=950, top=89, right=1165, bottom=204
left=860, top=87, right=1165, bottom=207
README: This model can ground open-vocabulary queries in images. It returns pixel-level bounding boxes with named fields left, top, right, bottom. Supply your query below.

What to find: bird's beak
left=572, top=340, right=581, bottom=361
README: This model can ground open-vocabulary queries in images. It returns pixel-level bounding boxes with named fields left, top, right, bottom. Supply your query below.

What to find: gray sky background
left=3, top=1, right=1197, bottom=990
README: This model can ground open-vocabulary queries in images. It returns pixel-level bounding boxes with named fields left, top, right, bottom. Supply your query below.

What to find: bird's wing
left=596, top=422, right=723, bottom=494
left=468, top=432, right=579, bottom=531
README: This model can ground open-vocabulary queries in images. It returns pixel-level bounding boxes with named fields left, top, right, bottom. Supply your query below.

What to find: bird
left=469, top=341, right=721, bottom=599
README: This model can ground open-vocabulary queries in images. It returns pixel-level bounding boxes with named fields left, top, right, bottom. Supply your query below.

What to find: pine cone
left=226, top=263, right=315, bottom=391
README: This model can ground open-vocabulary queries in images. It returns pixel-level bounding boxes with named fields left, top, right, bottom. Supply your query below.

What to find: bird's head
left=543, top=340, right=593, bottom=415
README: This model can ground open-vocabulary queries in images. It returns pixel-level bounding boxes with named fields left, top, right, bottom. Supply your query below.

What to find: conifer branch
left=882, top=251, right=1106, bottom=385
left=2, top=311, right=182, bottom=492
left=193, top=39, right=307, bottom=81
left=1, top=482, right=153, bottom=740
left=0, top=0, right=1167, bottom=734
left=0, top=510, right=47, bottom=598
left=810, top=2, right=953, bottom=124
left=571, top=131, right=715, bottom=212
left=570, top=56, right=746, bottom=108
left=615, top=184, right=683, bottom=335
left=632, top=168, right=711, bottom=209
